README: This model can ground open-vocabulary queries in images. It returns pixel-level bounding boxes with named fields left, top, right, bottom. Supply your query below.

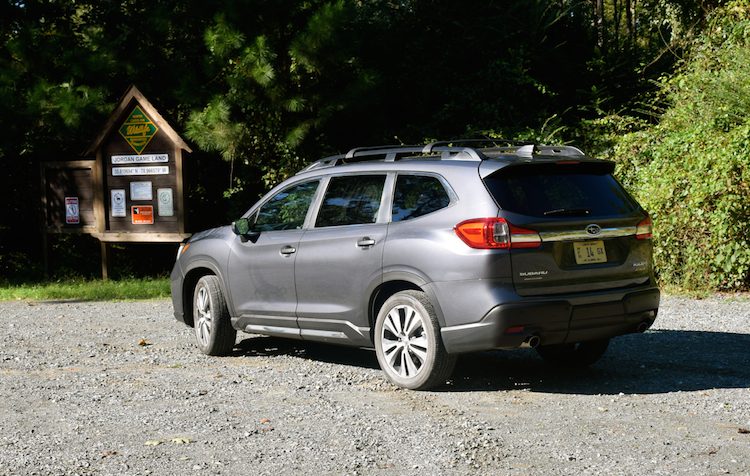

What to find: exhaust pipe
left=637, top=321, right=651, bottom=333
left=521, top=335, right=541, bottom=348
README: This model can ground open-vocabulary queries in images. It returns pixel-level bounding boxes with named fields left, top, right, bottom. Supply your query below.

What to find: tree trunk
left=596, top=0, right=605, bottom=49
left=626, top=0, right=633, bottom=46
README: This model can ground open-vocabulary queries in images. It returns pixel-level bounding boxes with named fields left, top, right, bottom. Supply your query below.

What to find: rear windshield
left=483, top=163, right=639, bottom=218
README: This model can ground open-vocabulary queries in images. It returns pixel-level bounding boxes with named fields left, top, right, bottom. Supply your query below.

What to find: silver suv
left=170, top=141, right=660, bottom=389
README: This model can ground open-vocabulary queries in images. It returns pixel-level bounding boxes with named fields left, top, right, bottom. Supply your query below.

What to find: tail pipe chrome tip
left=520, top=334, right=541, bottom=348
left=637, top=321, right=651, bottom=333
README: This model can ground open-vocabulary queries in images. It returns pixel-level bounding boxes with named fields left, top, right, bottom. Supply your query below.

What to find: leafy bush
left=599, top=2, right=750, bottom=291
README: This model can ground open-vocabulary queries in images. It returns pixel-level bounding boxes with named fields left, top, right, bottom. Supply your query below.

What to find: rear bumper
left=440, top=286, right=660, bottom=354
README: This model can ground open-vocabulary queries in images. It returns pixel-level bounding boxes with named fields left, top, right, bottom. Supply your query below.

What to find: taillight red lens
left=454, top=218, right=541, bottom=249
left=636, top=216, right=652, bottom=240
left=508, top=223, right=543, bottom=248
left=455, top=218, right=509, bottom=249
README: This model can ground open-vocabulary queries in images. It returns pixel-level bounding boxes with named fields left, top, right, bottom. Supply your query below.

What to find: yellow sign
left=119, top=106, right=159, bottom=154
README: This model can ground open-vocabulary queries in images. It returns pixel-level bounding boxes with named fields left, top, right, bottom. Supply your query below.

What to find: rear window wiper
left=543, top=208, right=592, bottom=217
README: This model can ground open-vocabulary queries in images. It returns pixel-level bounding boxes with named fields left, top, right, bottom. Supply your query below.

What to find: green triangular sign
left=118, top=105, right=159, bottom=154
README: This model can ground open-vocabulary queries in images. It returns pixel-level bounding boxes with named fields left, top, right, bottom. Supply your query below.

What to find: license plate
left=574, top=240, right=607, bottom=264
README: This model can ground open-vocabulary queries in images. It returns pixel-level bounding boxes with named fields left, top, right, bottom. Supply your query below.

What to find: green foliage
left=186, top=0, right=367, bottom=197
left=601, top=2, right=750, bottom=291
left=0, top=0, right=734, bottom=287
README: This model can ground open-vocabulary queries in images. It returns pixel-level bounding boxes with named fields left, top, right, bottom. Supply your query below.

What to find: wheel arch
left=181, top=261, right=229, bottom=327
left=369, top=272, right=447, bottom=338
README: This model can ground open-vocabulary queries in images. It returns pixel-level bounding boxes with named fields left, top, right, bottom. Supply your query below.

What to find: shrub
left=600, top=2, right=750, bottom=291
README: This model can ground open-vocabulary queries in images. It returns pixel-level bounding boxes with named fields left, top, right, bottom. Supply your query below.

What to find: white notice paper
left=130, top=182, right=153, bottom=201
left=157, top=188, right=174, bottom=216
left=65, top=197, right=79, bottom=224
left=111, top=189, right=126, bottom=217
left=112, top=166, right=169, bottom=176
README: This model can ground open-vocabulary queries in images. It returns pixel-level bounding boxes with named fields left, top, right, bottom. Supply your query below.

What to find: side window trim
left=303, top=175, right=330, bottom=229
left=301, top=178, right=327, bottom=229
left=380, top=173, right=396, bottom=224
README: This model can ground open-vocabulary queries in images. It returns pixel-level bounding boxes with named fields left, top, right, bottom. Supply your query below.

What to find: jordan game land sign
left=41, top=85, right=193, bottom=279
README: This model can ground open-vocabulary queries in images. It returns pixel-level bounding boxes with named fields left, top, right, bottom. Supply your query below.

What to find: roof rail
left=344, top=145, right=423, bottom=159
left=296, top=140, right=588, bottom=174
left=297, top=145, right=423, bottom=173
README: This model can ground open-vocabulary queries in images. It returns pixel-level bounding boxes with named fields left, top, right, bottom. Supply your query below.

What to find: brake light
left=509, top=223, right=543, bottom=248
left=636, top=217, right=652, bottom=240
left=454, top=218, right=541, bottom=249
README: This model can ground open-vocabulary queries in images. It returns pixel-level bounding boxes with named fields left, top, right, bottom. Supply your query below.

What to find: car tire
left=374, top=290, right=456, bottom=390
left=193, top=275, right=237, bottom=356
left=535, top=337, right=611, bottom=368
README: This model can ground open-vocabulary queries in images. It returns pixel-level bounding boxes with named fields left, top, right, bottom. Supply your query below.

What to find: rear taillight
left=636, top=216, right=652, bottom=240
left=454, top=218, right=541, bottom=249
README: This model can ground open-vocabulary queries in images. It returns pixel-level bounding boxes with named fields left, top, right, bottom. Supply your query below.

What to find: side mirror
left=232, top=217, right=252, bottom=235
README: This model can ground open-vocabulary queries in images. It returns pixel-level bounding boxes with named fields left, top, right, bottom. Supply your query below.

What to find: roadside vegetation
left=593, top=3, right=750, bottom=291
left=0, top=277, right=170, bottom=302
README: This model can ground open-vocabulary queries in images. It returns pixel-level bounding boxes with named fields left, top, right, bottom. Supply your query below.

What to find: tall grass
left=0, top=277, right=171, bottom=302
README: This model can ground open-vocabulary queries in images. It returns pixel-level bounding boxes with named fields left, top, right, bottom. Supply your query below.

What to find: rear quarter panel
left=382, top=164, right=513, bottom=327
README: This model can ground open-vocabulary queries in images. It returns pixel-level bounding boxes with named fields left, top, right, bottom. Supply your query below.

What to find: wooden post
left=42, top=230, right=50, bottom=280
left=101, top=241, right=112, bottom=280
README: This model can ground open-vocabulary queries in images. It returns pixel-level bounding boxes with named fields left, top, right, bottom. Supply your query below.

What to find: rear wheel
left=374, top=290, right=456, bottom=390
left=193, top=275, right=236, bottom=356
left=535, top=338, right=610, bottom=368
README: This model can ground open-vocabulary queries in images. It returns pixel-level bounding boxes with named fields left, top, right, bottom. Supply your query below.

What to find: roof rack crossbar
left=422, top=139, right=531, bottom=154
left=515, top=145, right=585, bottom=158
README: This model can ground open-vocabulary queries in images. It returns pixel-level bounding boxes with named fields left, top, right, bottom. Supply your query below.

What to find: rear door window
left=483, top=163, right=638, bottom=218
left=315, top=175, right=386, bottom=227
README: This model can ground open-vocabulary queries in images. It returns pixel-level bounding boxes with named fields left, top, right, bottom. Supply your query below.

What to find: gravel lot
left=0, top=295, right=749, bottom=475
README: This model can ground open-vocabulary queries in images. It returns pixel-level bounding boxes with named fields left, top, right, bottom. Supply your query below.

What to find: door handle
left=280, top=245, right=297, bottom=255
left=357, top=237, right=376, bottom=248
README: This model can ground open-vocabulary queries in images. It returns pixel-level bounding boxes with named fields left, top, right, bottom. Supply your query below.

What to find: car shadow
left=232, top=335, right=381, bottom=370
left=444, top=328, right=750, bottom=394
left=229, top=329, right=750, bottom=395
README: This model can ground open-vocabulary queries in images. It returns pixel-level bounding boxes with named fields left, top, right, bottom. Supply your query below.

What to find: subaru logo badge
left=586, top=224, right=602, bottom=236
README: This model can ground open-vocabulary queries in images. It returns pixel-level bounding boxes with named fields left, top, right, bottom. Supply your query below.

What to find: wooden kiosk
left=41, top=85, right=192, bottom=278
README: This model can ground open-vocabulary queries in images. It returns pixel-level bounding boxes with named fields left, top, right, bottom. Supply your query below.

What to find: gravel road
left=1, top=295, right=749, bottom=475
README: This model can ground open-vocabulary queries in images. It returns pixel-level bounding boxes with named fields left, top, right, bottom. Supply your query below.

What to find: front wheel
left=193, top=275, right=237, bottom=356
left=374, top=290, right=456, bottom=390
left=535, top=337, right=610, bottom=369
